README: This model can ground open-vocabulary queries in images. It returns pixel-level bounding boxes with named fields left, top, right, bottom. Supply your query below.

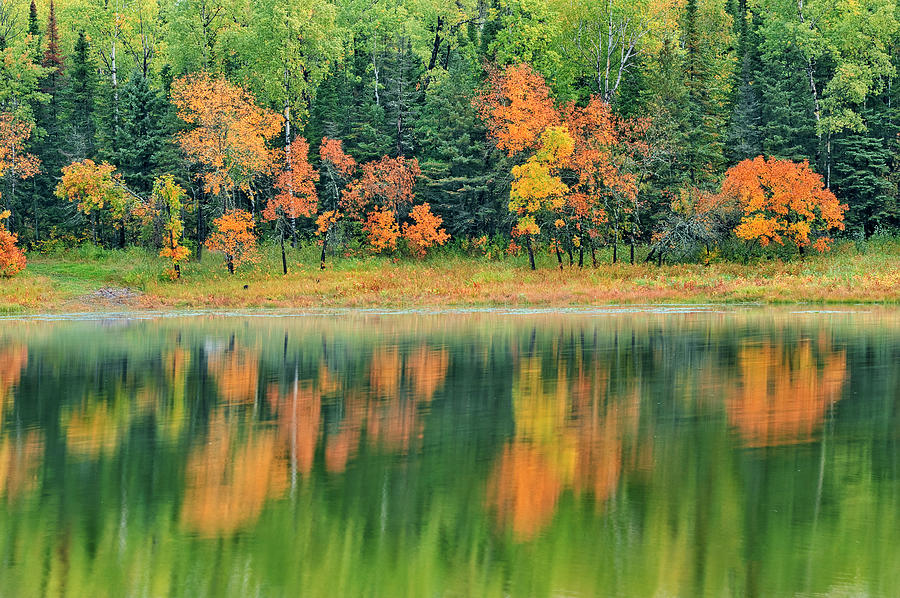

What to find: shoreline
left=3, top=245, right=899, bottom=314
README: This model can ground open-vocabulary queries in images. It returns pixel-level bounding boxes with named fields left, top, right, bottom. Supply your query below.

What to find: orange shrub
left=205, top=209, right=258, bottom=273
left=0, top=210, right=25, bottom=277
left=363, top=209, right=400, bottom=253
left=402, top=203, right=450, bottom=257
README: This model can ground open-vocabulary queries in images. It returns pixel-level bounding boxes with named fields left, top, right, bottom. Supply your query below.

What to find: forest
left=1, top=0, right=899, bottom=279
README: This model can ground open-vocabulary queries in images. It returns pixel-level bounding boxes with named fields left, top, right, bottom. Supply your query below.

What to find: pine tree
left=680, top=0, right=735, bottom=189
left=112, top=70, right=180, bottom=195
left=415, top=58, right=507, bottom=238
left=381, top=36, right=422, bottom=157
left=60, top=30, right=97, bottom=161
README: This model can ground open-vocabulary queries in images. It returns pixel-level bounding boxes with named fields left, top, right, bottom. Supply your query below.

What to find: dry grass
left=2, top=239, right=899, bottom=314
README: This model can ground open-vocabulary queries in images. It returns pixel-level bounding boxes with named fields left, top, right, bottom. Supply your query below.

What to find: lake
left=0, top=308, right=897, bottom=597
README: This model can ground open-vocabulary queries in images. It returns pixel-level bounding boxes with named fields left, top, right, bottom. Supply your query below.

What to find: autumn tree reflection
left=487, top=354, right=640, bottom=539
left=0, top=344, right=27, bottom=430
left=207, top=341, right=260, bottom=405
left=727, top=341, right=847, bottom=447
left=181, top=413, right=288, bottom=536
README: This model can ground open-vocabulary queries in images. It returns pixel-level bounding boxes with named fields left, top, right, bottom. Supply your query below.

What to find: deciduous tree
left=171, top=74, right=282, bottom=212
left=154, top=175, right=190, bottom=279
left=317, top=137, right=356, bottom=269
left=263, top=136, right=318, bottom=274
left=722, top=156, right=847, bottom=253
left=0, top=207, right=26, bottom=276
left=402, top=202, right=449, bottom=257
left=205, top=208, right=258, bottom=273
left=0, top=112, right=40, bottom=233
left=55, top=159, right=136, bottom=245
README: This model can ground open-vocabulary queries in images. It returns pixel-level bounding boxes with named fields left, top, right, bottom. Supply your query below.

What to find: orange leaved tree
left=318, top=137, right=357, bottom=269
left=363, top=208, right=400, bottom=253
left=171, top=74, right=282, bottom=225
left=55, top=159, right=136, bottom=246
left=474, top=63, right=560, bottom=155
left=343, top=155, right=421, bottom=253
left=205, top=209, right=258, bottom=274
left=0, top=112, right=41, bottom=234
left=402, top=203, right=450, bottom=257
left=721, top=156, right=847, bottom=253
left=263, top=136, right=319, bottom=274
left=153, top=176, right=190, bottom=279
left=0, top=207, right=26, bottom=277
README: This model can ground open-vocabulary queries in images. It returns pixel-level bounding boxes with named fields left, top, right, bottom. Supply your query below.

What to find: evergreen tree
left=27, top=0, right=39, bottom=38
left=680, top=0, right=735, bottom=188
left=415, top=58, right=507, bottom=238
left=60, top=30, right=97, bottom=161
left=381, top=36, right=422, bottom=157
left=726, top=6, right=762, bottom=163
left=112, top=70, right=180, bottom=195
left=831, top=103, right=899, bottom=237
left=755, top=45, right=818, bottom=163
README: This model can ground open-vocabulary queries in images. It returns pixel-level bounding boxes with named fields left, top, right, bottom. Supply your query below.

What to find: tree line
left=0, top=0, right=898, bottom=275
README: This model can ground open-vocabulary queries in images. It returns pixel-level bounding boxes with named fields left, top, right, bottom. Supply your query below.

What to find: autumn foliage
left=363, top=209, right=401, bottom=253
left=205, top=209, right=259, bottom=273
left=55, top=159, right=130, bottom=218
left=722, top=156, right=847, bottom=252
left=265, top=136, right=319, bottom=221
left=402, top=203, right=450, bottom=257
left=153, top=176, right=190, bottom=279
left=0, top=112, right=41, bottom=183
left=320, top=137, right=357, bottom=179
left=342, top=155, right=421, bottom=217
left=171, top=74, right=282, bottom=203
left=0, top=209, right=26, bottom=277
left=475, top=63, right=560, bottom=155
left=477, top=64, right=647, bottom=268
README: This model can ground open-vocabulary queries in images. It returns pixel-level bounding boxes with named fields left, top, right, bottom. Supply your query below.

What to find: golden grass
left=2, top=239, right=899, bottom=314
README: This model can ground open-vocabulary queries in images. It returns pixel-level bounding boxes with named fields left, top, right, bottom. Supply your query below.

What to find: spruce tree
left=112, top=70, right=179, bottom=195
left=831, top=103, right=899, bottom=237
left=680, top=0, right=735, bottom=189
left=60, top=30, right=97, bottom=161
left=381, top=37, right=422, bottom=157
left=415, top=58, right=506, bottom=238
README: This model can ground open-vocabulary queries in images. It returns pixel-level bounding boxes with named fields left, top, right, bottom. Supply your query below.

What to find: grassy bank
left=2, top=238, right=900, bottom=314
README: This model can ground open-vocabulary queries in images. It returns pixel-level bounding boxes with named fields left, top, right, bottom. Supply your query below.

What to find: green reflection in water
left=0, top=310, right=898, bottom=597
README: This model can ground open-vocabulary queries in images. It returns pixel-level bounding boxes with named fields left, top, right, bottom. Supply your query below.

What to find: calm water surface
left=0, top=309, right=898, bottom=597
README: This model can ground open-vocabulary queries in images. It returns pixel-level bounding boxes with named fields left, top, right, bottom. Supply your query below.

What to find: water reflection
left=727, top=341, right=846, bottom=447
left=0, top=311, right=898, bottom=597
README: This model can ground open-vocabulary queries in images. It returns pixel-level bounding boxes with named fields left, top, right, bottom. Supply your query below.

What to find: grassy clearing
left=2, top=238, right=899, bottom=314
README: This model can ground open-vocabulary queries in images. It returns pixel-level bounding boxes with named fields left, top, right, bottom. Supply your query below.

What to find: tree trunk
left=7, top=142, right=16, bottom=233
left=227, top=254, right=234, bottom=274
left=280, top=232, right=288, bottom=275
left=119, top=218, right=126, bottom=248
left=32, top=183, right=39, bottom=242
left=578, top=243, right=584, bottom=268
left=320, top=226, right=329, bottom=270
left=195, top=191, right=204, bottom=261
left=555, top=237, right=563, bottom=270
left=526, top=235, right=536, bottom=270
